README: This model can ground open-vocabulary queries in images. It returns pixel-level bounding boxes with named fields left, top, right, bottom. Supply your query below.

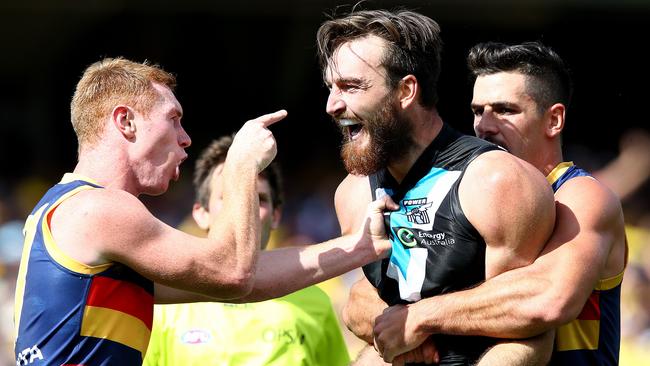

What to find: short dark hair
left=316, top=8, right=443, bottom=107
left=467, top=41, right=572, bottom=113
left=193, top=135, right=283, bottom=210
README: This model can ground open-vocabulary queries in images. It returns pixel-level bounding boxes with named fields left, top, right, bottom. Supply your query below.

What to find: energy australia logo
left=396, top=228, right=417, bottom=247
left=395, top=227, right=456, bottom=248
left=403, top=198, right=433, bottom=224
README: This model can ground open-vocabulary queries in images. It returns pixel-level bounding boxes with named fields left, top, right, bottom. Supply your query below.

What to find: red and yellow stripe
left=80, top=276, right=153, bottom=356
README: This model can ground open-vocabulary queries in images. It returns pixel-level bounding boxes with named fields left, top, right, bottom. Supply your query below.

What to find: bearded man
left=317, top=9, right=557, bottom=365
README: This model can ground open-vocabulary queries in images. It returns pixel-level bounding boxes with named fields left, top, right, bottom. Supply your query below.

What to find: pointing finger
left=256, top=109, right=288, bottom=128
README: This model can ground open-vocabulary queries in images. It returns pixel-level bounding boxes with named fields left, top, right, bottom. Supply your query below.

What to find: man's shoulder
left=51, top=186, right=156, bottom=264
left=460, top=150, right=556, bottom=267
left=465, top=150, right=546, bottom=190
left=334, top=174, right=372, bottom=206
left=335, top=174, right=372, bottom=234
left=54, top=188, right=146, bottom=236
left=554, top=175, right=625, bottom=251
left=336, top=174, right=370, bottom=197
left=59, top=186, right=138, bottom=212
left=555, top=175, right=622, bottom=217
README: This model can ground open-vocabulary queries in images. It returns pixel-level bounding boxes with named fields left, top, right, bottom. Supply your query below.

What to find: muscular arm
left=463, top=151, right=556, bottom=279
left=407, top=175, right=625, bottom=339
left=373, top=151, right=557, bottom=361
left=334, top=174, right=388, bottom=342
left=232, top=226, right=392, bottom=302
left=154, top=230, right=391, bottom=303
left=222, top=171, right=394, bottom=302
left=154, top=173, right=394, bottom=304
left=156, top=194, right=396, bottom=303
left=55, top=112, right=285, bottom=301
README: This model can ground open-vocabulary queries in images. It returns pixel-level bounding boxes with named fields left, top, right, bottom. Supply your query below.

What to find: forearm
left=413, top=267, right=559, bottom=339
left=208, top=162, right=260, bottom=293
left=477, top=331, right=554, bottom=366
left=343, top=278, right=387, bottom=343
left=234, top=235, right=383, bottom=302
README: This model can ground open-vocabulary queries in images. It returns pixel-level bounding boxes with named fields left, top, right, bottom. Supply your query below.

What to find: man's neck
left=387, top=108, right=443, bottom=183
left=74, top=145, right=137, bottom=195
left=534, top=142, right=565, bottom=178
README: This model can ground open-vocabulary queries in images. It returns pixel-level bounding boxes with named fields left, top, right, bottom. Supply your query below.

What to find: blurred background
left=1, top=0, right=650, bottom=364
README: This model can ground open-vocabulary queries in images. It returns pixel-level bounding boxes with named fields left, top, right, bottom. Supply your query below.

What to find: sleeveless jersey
left=14, top=173, right=154, bottom=366
left=547, top=162, right=623, bottom=365
left=364, top=124, right=501, bottom=365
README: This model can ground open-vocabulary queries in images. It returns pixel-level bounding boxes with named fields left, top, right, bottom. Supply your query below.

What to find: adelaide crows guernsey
left=547, top=162, right=623, bottom=365
left=364, top=124, right=500, bottom=365
left=14, top=173, right=154, bottom=366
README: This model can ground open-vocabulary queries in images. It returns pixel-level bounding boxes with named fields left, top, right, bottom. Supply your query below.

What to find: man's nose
left=326, top=90, right=345, bottom=117
left=474, top=110, right=498, bottom=137
left=179, top=127, right=191, bottom=148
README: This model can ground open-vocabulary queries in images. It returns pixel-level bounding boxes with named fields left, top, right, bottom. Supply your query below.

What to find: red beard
left=339, top=93, right=414, bottom=176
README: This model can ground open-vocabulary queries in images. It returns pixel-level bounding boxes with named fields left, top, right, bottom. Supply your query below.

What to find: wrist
left=410, top=299, right=438, bottom=335
left=345, top=232, right=379, bottom=265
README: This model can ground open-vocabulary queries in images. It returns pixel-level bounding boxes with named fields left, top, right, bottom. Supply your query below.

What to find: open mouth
left=173, top=155, right=187, bottom=181
left=339, top=118, right=364, bottom=140
left=173, top=165, right=180, bottom=181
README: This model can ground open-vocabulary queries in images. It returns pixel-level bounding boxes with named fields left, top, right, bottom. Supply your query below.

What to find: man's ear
left=112, top=105, right=136, bottom=140
left=546, top=103, right=566, bottom=138
left=191, top=203, right=210, bottom=231
left=398, top=74, right=418, bottom=109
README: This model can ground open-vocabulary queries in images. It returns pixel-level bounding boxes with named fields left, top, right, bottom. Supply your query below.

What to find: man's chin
left=143, top=181, right=170, bottom=197
left=341, top=147, right=385, bottom=176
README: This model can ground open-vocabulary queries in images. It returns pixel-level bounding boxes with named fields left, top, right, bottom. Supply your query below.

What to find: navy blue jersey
left=14, top=173, right=154, bottom=366
left=547, top=162, right=622, bottom=366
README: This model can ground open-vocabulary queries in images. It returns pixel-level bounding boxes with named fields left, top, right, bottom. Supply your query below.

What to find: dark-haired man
left=316, top=9, right=556, bottom=365
left=347, top=41, right=627, bottom=365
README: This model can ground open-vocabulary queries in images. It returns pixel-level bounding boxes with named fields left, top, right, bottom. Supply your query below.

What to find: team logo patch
left=393, top=227, right=456, bottom=248
left=403, top=198, right=433, bottom=224
left=397, top=228, right=417, bottom=247
left=181, top=329, right=212, bottom=344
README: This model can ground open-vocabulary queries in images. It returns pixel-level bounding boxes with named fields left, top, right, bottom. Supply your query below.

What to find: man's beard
left=340, top=93, right=414, bottom=176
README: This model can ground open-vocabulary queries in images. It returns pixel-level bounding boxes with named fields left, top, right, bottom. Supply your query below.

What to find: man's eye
left=495, top=108, right=509, bottom=115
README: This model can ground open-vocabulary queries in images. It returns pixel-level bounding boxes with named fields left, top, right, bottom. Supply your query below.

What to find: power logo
left=16, top=345, right=43, bottom=365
